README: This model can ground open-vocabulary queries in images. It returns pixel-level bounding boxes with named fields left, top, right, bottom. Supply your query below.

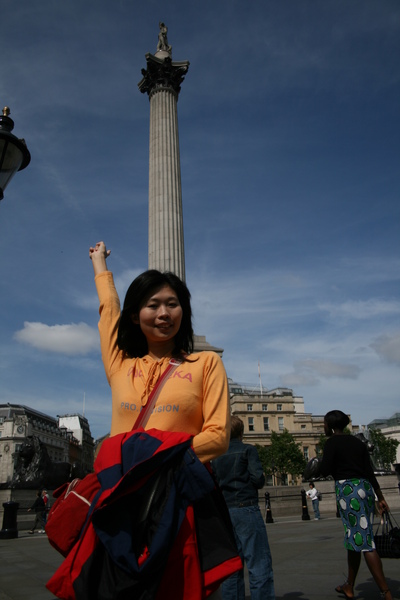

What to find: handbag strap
left=376, top=511, right=388, bottom=536
left=384, top=511, right=399, bottom=532
left=133, top=358, right=181, bottom=430
left=375, top=511, right=398, bottom=536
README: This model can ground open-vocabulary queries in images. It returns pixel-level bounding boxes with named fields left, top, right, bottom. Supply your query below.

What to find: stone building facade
left=58, top=414, right=95, bottom=476
left=0, top=404, right=94, bottom=487
left=228, top=380, right=326, bottom=485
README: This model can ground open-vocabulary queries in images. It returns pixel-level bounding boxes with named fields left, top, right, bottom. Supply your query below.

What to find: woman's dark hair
left=324, top=410, right=350, bottom=432
left=230, top=415, right=244, bottom=440
left=117, top=270, right=193, bottom=358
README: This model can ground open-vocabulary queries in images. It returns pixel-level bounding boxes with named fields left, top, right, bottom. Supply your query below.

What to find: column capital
left=138, top=53, right=189, bottom=99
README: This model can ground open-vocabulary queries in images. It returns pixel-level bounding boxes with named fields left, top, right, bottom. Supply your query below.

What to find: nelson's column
left=138, top=22, right=188, bottom=281
left=138, top=23, right=222, bottom=354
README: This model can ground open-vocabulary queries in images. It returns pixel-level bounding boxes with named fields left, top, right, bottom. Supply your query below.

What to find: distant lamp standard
left=0, top=107, right=31, bottom=201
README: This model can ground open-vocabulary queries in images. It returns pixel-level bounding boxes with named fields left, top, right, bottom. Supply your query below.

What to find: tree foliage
left=368, top=428, right=399, bottom=471
left=316, top=434, right=327, bottom=456
left=256, top=429, right=306, bottom=482
left=256, top=444, right=270, bottom=475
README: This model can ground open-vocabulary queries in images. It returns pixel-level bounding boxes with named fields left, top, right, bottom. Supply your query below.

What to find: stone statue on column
left=157, top=22, right=172, bottom=54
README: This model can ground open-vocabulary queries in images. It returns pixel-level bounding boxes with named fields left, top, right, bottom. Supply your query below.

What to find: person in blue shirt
left=212, top=416, right=275, bottom=600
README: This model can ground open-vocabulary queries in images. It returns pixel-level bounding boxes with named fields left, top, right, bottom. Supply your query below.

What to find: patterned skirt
left=335, top=478, right=376, bottom=552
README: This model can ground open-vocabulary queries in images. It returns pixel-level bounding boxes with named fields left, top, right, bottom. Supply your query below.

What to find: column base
left=193, top=334, right=223, bottom=357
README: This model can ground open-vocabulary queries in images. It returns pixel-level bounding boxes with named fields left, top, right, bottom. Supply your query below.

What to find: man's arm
left=247, top=445, right=265, bottom=489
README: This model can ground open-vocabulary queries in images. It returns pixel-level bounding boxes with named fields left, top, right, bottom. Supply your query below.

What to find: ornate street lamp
left=0, top=107, right=31, bottom=201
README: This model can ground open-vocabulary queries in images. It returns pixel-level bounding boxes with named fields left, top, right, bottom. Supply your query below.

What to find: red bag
left=45, top=473, right=100, bottom=557
left=46, top=362, right=179, bottom=559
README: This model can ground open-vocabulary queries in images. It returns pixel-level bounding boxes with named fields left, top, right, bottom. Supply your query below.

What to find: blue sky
left=0, top=0, right=399, bottom=440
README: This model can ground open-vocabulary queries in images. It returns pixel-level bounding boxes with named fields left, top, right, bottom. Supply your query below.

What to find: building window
left=301, top=424, right=306, bottom=429
left=230, top=387, right=243, bottom=394
left=247, top=404, right=253, bottom=411
left=278, top=417, right=284, bottom=430
left=262, top=404, right=268, bottom=411
left=277, top=404, right=282, bottom=411
left=303, top=446, right=309, bottom=461
left=281, top=474, right=288, bottom=486
left=263, top=417, right=269, bottom=431
left=248, top=417, right=254, bottom=432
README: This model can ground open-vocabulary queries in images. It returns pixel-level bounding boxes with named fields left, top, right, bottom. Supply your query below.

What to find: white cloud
left=371, top=332, right=400, bottom=366
left=280, top=371, right=320, bottom=388
left=14, top=322, right=98, bottom=355
left=319, top=299, right=400, bottom=320
left=295, top=358, right=361, bottom=380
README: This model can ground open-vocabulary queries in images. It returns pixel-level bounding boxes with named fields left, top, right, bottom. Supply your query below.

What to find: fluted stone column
left=138, top=27, right=223, bottom=356
left=138, top=39, right=189, bottom=281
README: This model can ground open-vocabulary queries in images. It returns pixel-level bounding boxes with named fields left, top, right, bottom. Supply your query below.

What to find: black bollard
left=301, top=489, right=310, bottom=521
left=0, top=501, right=20, bottom=539
left=264, top=491, right=274, bottom=523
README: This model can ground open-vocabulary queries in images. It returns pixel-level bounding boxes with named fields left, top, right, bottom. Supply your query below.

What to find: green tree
left=256, top=429, right=306, bottom=483
left=316, top=433, right=327, bottom=456
left=255, top=444, right=269, bottom=474
left=368, top=428, right=399, bottom=471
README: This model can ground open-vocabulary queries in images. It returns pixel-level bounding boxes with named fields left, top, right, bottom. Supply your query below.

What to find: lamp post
left=0, top=107, right=31, bottom=201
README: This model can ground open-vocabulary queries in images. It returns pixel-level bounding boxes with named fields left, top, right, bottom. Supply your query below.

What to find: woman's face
left=134, top=285, right=183, bottom=347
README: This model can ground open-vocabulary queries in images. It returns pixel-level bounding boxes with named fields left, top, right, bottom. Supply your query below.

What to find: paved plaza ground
left=0, top=512, right=399, bottom=600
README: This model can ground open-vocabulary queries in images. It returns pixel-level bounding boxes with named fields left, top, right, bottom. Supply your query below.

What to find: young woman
left=320, top=410, right=392, bottom=600
left=47, top=243, right=238, bottom=600
left=89, top=240, right=230, bottom=464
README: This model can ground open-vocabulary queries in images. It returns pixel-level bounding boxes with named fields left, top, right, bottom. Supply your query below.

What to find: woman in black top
left=320, top=410, right=392, bottom=600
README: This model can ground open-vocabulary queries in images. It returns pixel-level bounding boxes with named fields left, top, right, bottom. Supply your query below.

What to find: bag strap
left=385, top=511, right=399, bottom=531
left=375, top=511, right=398, bottom=536
left=133, top=358, right=181, bottom=430
left=383, top=511, right=390, bottom=535
left=375, top=511, right=387, bottom=536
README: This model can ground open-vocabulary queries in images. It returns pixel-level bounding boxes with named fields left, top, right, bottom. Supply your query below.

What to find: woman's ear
left=131, top=314, right=139, bottom=325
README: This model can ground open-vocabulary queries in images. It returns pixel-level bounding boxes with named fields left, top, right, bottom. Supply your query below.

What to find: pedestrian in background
left=27, top=490, right=46, bottom=534
left=320, top=409, right=392, bottom=600
left=306, top=482, right=320, bottom=520
left=40, top=488, right=50, bottom=532
left=213, top=416, right=275, bottom=600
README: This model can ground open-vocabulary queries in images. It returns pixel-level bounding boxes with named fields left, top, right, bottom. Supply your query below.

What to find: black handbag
left=303, top=457, right=322, bottom=481
left=374, top=511, right=400, bottom=559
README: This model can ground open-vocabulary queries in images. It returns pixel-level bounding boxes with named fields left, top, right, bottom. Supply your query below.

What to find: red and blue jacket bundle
left=46, top=428, right=242, bottom=600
